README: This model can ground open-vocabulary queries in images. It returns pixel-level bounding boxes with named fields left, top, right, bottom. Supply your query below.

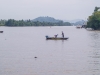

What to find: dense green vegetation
left=87, top=7, right=100, bottom=30
left=0, top=19, right=6, bottom=26
left=0, top=17, right=71, bottom=26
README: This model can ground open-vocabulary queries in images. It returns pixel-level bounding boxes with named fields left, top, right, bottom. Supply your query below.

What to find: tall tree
left=87, top=7, right=100, bottom=30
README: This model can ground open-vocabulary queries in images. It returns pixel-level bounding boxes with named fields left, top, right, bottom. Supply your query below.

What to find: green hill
left=33, top=16, right=63, bottom=23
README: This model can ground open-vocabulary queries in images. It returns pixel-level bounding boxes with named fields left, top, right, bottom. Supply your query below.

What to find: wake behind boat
left=45, top=36, right=69, bottom=40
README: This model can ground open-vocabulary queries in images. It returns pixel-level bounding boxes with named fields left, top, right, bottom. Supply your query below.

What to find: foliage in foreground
left=87, top=7, right=100, bottom=30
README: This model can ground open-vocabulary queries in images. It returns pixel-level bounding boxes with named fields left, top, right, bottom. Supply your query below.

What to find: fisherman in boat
left=62, top=31, right=64, bottom=38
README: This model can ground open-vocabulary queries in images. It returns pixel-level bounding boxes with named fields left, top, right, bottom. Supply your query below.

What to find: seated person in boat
left=54, top=34, right=58, bottom=38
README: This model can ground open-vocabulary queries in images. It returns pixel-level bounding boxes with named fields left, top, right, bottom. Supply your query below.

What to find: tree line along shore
left=0, top=19, right=71, bottom=26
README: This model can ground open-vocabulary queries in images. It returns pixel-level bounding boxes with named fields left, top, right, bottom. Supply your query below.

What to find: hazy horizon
left=0, top=0, right=100, bottom=20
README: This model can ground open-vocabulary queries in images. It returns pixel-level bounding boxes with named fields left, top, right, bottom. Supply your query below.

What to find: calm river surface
left=0, top=26, right=100, bottom=75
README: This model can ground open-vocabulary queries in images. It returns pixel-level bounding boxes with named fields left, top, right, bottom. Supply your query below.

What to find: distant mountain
left=33, top=16, right=86, bottom=26
left=33, top=16, right=63, bottom=23
left=64, top=19, right=87, bottom=26
left=74, top=20, right=86, bottom=25
left=64, top=19, right=84, bottom=23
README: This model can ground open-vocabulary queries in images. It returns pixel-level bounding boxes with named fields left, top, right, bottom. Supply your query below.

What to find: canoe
left=0, top=31, right=3, bottom=33
left=45, top=36, right=68, bottom=40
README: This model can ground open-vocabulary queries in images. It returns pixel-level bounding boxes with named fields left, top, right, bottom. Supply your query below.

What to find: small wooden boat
left=76, top=25, right=82, bottom=28
left=45, top=36, right=69, bottom=40
left=0, top=31, right=3, bottom=33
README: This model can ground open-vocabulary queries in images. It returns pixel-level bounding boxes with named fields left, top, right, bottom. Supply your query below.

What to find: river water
left=0, top=26, right=100, bottom=75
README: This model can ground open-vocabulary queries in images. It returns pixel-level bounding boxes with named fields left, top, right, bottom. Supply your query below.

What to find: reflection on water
left=88, top=31, right=100, bottom=75
left=0, top=26, right=100, bottom=75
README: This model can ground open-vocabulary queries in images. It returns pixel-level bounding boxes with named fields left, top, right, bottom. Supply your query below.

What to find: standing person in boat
left=62, top=31, right=64, bottom=38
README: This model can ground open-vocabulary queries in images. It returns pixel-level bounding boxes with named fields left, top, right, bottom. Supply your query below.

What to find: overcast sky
left=0, top=0, right=100, bottom=20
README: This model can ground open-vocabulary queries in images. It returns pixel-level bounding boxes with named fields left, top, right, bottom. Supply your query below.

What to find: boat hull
left=46, top=37, right=68, bottom=40
left=0, top=31, right=3, bottom=33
